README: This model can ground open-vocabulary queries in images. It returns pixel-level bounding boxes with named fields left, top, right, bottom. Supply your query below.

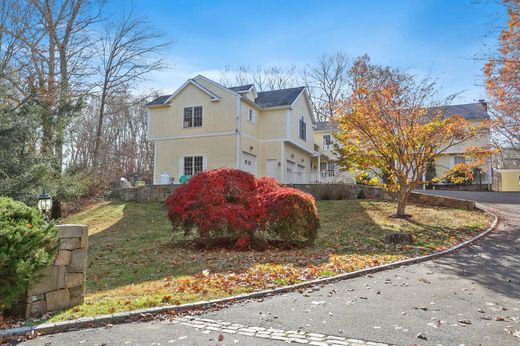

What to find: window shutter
left=203, top=156, right=208, bottom=171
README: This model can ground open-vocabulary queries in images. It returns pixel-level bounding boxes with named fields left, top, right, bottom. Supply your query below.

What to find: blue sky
left=105, top=0, right=508, bottom=103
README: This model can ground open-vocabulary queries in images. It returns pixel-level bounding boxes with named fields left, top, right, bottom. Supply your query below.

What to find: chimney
left=479, top=99, right=488, bottom=111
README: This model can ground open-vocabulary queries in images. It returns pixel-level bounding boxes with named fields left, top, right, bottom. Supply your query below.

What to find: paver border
left=0, top=204, right=498, bottom=339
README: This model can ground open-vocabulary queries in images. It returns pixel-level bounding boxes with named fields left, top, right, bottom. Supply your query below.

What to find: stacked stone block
left=21, top=224, right=88, bottom=318
left=408, top=192, right=475, bottom=210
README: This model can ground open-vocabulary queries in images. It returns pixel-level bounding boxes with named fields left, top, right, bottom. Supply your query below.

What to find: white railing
left=286, top=170, right=340, bottom=184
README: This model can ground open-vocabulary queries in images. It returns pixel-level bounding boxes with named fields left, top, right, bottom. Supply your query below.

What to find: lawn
left=49, top=200, right=491, bottom=321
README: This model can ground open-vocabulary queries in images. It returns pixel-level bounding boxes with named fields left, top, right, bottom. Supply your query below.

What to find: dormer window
left=248, top=109, right=255, bottom=123
left=299, top=116, right=307, bottom=141
left=183, top=106, right=203, bottom=128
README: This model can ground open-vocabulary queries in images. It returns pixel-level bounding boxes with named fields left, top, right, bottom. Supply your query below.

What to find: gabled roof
left=146, top=95, right=171, bottom=106
left=432, top=102, right=489, bottom=120
left=254, top=86, right=306, bottom=108
left=228, top=84, right=254, bottom=93
left=315, top=121, right=338, bottom=131
left=145, top=78, right=221, bottom=107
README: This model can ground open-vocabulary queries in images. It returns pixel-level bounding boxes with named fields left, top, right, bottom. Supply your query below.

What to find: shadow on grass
left=84, top=199, right=489, bottom=296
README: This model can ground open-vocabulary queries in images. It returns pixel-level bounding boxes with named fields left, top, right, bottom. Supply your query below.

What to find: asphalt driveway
left=20, top=191, right=520, bottom=345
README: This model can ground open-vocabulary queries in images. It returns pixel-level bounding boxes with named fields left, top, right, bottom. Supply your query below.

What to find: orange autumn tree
left=484, top=1, right=520, bottom=151
left=334, top=56, right=489, bottom=218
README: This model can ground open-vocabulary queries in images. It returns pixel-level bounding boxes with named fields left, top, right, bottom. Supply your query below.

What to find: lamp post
left=37, top=191, right=52, bottom=219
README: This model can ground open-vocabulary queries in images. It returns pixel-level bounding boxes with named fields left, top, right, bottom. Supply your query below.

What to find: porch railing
left=286, top=170, right=341, bottom=184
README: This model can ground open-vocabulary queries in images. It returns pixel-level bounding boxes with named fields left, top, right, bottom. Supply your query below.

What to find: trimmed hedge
left=0, top=197, right=57, bottom=310
left=165, top=169, right=319, bottom=247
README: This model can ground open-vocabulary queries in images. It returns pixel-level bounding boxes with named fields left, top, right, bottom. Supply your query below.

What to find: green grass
left=47, top=199, right=490, bottom=321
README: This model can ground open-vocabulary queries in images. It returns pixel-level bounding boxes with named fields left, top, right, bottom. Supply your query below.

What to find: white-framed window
left=454, top=156, right=466, bottom=165
left=248, top=109, right=255, bottom=123
left=183, top=156, right=203, bottom=176
left=320, top=162, right=336, bottom=177
left=323, top=134, right=332, bottom=150
left=183, top=106, right=203, bottom=128
left=299, top=116, right=307, bottom=141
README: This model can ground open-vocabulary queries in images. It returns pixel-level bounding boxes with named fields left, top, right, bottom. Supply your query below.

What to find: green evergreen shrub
left=0, top=197, right=57, bottom=310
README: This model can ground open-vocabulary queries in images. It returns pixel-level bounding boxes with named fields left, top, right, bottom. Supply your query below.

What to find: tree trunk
left=395, top=184, right=411, bottom=218
left=91, top=90, right=107, bottom=192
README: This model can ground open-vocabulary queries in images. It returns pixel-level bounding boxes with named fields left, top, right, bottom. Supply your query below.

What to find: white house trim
left=153, top=142, right=157, bottom=185
left=148, top=131, right=236, bottom=141
left=291, top=88, right=316, bottom=124
left=285, top=139, right=316, bottom=156
left=164, top=79, right=221, bottom=104
left=236, top=95, right=242, bottom=169
left=239, top=132, right=315, bottom=156
left=146, top=109, right=151, bottom=139
left=280, top=141, right=286, bottom=183
left=193, top=75, right=241, bottom=96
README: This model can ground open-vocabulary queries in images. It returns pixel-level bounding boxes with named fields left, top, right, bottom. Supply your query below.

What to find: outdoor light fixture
left=37, top=191, right=52, bottom=214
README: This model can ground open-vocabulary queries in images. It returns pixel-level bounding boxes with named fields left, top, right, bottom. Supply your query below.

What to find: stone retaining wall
left=110, top=184, right=475, bottom=211
left=287, top=183, right=390, bottom=201
left=111, top=184, right=389, bottom=203
left=409, top=192, right=475, bottom=210
left=19, top=224, right=88, bottom=318
left=112, top=185, right=178, bottom=202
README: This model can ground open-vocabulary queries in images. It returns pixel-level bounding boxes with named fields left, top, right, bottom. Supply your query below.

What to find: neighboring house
left=146, top=75, right=330, bottom=184
left=430, top=102, right=492, bottom=185
left=313, top=121, right=355, bottom=183
left=493, top=148, right=520, bottom=191
left=145, top=75, right=491, bottom=186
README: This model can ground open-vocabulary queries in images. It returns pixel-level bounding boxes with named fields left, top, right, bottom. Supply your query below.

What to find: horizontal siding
left=154, top=135, right=236, bottom=183
left=148, top=83, right=237, bottom=139
left=290, top=94, right=314, bottom=153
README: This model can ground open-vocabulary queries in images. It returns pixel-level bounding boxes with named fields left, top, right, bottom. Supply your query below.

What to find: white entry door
left=241, top=152, right=257, bottom=176
left=266, top=159, right=277, bottom=180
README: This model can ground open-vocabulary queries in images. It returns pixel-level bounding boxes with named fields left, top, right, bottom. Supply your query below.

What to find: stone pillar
left=20, top=224, right=88, bottom=318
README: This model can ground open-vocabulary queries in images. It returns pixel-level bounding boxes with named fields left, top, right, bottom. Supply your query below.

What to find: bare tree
left=220, top=65, right=298, bottom=91
left=90, top=11, right=168, bottom=188
left=303, top=52, right=350, bottom=122
left=30, top=0, right=100, bottom=173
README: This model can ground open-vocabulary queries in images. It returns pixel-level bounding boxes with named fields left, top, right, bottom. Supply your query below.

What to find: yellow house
left=428, top=102, right=492, bottom=185
left=146, top=75, right=335, bottom=184
left=146, top=75, right=491, bottom=186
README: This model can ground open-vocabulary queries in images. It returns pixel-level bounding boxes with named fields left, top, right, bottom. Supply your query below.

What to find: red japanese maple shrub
left=165, top=168, right=259, bottom=239
left=165, top=169, right=319, bottom=246
left=257, top=177, right=319, bottom=243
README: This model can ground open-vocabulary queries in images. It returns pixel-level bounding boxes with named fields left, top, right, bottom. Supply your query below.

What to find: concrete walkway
left=21, top=192, right=520, bottom=345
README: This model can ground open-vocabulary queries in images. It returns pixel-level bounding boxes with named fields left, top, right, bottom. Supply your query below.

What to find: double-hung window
left=299, top=116, right=307, bottom=141
left=454, top=156, right=466, bottom=165
left=323, top=134, right=332, bottom=150
left=183, top=106, right=203, bottom=128
left=184, top=156, right=203, bottom=176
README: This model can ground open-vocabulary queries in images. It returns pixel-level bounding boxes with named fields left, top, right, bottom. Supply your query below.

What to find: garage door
left=241, top=152, right=257, bottom=176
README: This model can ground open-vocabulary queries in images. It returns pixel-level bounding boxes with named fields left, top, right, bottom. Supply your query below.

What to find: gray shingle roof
left=228, top=84, right=254, bottom=93
left=433, top=102, right=489, bottom=120
left=254, top=87, right=305, bottom=108
left=315, top=121, right=338, bottom=131
left=145, top=95, right=171, bottom=106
